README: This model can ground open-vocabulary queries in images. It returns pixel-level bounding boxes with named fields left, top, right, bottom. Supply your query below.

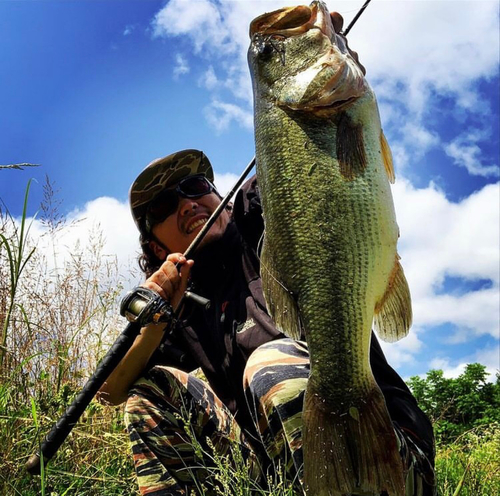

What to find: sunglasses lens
left=147, top=190, right=178, bottom=224
left=144, top=175, right=214, bottom=233
left=178, top=176, right=213, bottom=197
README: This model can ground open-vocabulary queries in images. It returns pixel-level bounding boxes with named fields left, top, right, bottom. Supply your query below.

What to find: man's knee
left=244, top=338, right=309, bottom=408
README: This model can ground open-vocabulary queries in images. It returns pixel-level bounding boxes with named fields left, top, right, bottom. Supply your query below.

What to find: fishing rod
left=342, top=0, right=373, bottom=36
left=25, top=156, right=256, bottom=475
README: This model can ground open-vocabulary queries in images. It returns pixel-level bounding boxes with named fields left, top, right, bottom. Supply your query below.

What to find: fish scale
left=249, top=2, right=412, bottom=495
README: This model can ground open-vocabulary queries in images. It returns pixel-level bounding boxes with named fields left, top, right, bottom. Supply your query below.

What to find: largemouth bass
left=248, top=2, right=412, bottom=495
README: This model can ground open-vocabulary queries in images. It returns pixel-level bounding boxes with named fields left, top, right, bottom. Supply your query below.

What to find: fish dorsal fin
left=336, top=112, right=367, bottom=181
left=380, top=131, right=395, bottom=184
left=373, top=255, right=412, bottom=342
left=260, top=238, right=303, bottom=340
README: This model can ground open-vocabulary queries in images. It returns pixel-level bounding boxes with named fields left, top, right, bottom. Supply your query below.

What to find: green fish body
left=248, top=2, right=412, bottom=495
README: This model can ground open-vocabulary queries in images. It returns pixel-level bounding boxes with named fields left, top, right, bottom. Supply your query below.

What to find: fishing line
left=342, top=0, right=373, bottom=36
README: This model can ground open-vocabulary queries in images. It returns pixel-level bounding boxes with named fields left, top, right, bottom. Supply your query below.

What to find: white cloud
left=123, top=24, right=135, bottom=36
left=444, top=131, right=499, bottom=177
left=173, top=53, right=190, bottom=79
left=204, top=100, right=253, bottom=133
left=152, top=0, right=233, bottom=54
left=429, top=344, right=500, bottom=380
left=151, top=1, right=499, bottom=136
left=380, top=328, right=424, bottom=369
left=214, top=171, right=240, bottom=197
left=392, top=180, right=500, bottom=340
left=199, top=65, right=219, bottom=90
left=25, top=197, right=141, bottom=286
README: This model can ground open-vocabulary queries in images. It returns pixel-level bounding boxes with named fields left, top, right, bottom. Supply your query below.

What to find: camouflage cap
left=130, top=149, right=214, bottom=232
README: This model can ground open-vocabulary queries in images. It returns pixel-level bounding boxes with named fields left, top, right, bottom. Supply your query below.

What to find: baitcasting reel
left=120, top=287, right=175, bottom=326
left=120, top=286, right=211, bottom=327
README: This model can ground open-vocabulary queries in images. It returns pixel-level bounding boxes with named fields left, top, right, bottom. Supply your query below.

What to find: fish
left=247, top=2, right=412, bottom=495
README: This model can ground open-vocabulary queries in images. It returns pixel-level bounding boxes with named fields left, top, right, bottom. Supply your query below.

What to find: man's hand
left=330, top=12, right=366, bottom=75
left=142, top=253, right=194, bottom=310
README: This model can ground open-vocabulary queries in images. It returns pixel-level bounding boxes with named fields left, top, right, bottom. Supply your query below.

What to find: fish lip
left=249, top=1, right=333, bottom=41
left=316, top=95, right=360, bottom=111
left=184, top=214, right=209, bottom=235
left=281, top=95, right=360, bottom=114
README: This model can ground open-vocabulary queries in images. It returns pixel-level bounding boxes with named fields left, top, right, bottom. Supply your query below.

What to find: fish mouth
left=249, top=1, right=333, bottom=42
left=249, top=1, right=366, bottom=111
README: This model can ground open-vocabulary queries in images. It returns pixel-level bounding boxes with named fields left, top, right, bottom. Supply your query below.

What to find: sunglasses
left=144, top=174, right=216, bottom=233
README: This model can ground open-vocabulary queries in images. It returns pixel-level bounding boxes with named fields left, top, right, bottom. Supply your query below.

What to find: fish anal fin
left=303, top=383, right=406, bottom=496
left=380, top=130, right=396, bottom=184
left=260, top=241, right=303, bottom=340
left=374, top=255, right=412, bottom=342
left=336, top=111, right=367, bottom=181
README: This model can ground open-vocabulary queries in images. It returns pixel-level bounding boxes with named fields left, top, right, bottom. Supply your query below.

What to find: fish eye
left=252, top=34, right=273, bottom=57
left=259, top=43, right=274, bottom=56
left=251, top=34, right=286, bottom=65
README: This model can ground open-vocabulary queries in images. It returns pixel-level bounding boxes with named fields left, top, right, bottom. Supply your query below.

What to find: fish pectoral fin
left=380, top=130, right=395, bottom=184
left=374, top=255, right=412, bottom=342
left=260, top=242, right=303, bottom=340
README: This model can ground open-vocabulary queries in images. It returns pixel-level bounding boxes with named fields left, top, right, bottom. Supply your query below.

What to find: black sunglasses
left=144, top=174, right=215, bottom=233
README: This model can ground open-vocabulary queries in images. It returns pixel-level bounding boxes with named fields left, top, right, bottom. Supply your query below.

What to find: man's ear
left=149, top=239, right=168, bottom=261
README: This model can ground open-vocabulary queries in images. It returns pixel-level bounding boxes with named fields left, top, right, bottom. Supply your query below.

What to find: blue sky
left=1, top=0, right=499, bottom=381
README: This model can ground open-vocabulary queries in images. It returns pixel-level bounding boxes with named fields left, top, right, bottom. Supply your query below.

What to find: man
left=99, top=148, right=435, bottom=495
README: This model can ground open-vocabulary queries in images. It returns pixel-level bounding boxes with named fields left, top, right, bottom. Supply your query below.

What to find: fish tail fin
left=374, top=255, right=412, bottom=342
left=303, top=383, right=405, bottom=496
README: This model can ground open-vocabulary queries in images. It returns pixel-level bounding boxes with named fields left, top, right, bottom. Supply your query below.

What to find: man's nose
left=179, top=198, right=199, bottom=216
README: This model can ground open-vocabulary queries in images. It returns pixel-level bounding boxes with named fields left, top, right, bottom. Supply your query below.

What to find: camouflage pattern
left=126, top=339, right=435, bottom=495
left=244, top=339, right=435, bottom=495
left=125, top=365, right=260, bottom=496
left=130, top=149, right=214, bottom=231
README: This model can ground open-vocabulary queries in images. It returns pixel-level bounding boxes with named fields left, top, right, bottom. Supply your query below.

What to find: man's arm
left=98, top=253, right=193, bottom=405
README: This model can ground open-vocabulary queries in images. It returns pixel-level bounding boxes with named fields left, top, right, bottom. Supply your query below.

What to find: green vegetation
left=407, top=363, right=500, bottom=444
left=408, top=365, right=500, bottom=495
left=1, top=180, right=135, bottom=495
left=1, top=180, right=499, bottom=495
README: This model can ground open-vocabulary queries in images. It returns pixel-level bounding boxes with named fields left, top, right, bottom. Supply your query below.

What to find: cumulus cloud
left=392, top=180, right=499, bottom=340
left=123, top=24, right=135, bottom=36
left=429, top=344, right=500, bottom=380
left=380, top=329, right=424, bottom=369
left=204, top=100, right=253, bottom=133
left=199, top=65, right=219, bottom=90
left=444, top=131, right=499, bottom=177
left=25, top=197, right=141, bottom=286
left=152, top=0, right=233, bottom=54
left=214, top=171, right=240, bottom=197
left=151, top=0, right=499, bottom=136
left=173, top=53, right=190, bottom=79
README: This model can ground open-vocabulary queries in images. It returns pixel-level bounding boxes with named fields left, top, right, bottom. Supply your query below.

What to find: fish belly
left=255, top=94, right=406, bottom=495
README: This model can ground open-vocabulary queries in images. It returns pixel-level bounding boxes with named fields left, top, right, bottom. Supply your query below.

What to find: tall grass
left=1, top=180, right=499, bottom=495
left=0, top=179, right=135, bottom=495
left=435, top=423, right=500, bottom=496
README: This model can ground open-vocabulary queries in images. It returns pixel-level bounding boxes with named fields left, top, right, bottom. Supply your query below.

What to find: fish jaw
left=248, top=1, right=367, bottom=111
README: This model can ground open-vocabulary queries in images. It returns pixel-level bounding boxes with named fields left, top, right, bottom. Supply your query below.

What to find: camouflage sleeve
left=233, top=174, right=264, bottom=251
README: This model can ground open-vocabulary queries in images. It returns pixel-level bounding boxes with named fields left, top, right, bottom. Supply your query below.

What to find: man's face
left=150, top=190, right=230, bottom=257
